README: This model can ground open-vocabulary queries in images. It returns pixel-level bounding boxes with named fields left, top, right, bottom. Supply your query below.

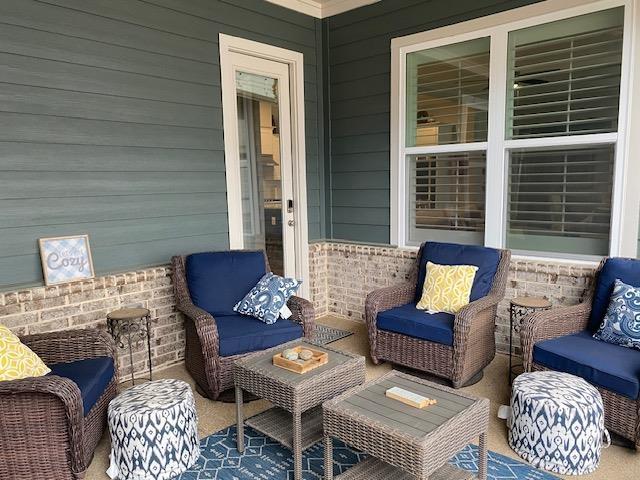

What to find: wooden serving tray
left=273, top=346, right=328, bottom=374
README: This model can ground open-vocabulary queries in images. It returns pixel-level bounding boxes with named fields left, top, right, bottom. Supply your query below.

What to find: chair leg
left=453, top=370, right=484, bottom=389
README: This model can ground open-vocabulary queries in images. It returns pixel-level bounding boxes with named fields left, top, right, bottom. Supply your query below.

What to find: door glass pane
left=236, top=71, right=284, bottom=275
left=406, top=37, right=490, bottom=147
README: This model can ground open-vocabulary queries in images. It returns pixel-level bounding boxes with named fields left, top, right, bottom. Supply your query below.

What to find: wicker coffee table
left=323, top=371, right=489, bottom=480
left=233, top=339, right=366, bottom=480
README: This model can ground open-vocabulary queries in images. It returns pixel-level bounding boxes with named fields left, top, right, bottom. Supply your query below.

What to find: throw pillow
left=234, top=272, right=301, bottom=324
left=0, top=324, right=51, bottom=382
left=416, top=261, right=478, bottom=314
left=593, top=279, right=640, bottom=351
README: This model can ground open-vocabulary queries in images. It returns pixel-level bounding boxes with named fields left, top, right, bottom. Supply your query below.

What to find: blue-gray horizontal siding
left=325, top=0, right=542, bottom=244
left=0, top=0, right=323, bottom=288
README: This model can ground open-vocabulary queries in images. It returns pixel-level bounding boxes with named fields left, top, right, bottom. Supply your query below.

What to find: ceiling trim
left=265, top=0, right=380, bottom=18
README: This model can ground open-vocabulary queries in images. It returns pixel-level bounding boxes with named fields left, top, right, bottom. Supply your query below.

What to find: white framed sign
left=38, top=235, right=95, bottom=286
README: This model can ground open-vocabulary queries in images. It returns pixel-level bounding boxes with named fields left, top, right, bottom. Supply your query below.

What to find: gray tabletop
left=235, top=339, right=359, bottom=385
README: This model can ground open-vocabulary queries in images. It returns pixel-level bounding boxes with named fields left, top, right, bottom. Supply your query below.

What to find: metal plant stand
left=508, top=296, right=551, bottom=384
left=107, top=307, right=153, bottom=385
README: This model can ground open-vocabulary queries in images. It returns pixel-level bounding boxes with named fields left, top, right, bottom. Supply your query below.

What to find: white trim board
left=264, top=0, right=380, bottom=18
left=219, top=34, right=311, bottom=299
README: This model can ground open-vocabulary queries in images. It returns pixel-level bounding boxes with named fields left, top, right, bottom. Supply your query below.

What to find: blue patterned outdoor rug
left=312, top=324, right=354, bottom=345
left=176, top=425, right=559, bottom=479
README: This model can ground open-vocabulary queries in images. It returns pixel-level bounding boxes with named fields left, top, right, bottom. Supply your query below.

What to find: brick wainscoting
left=0, top=241, right=599, bottom=381
left=0, top=266, right=182, bottom=379
left=307, top=241, right=597, bottom=354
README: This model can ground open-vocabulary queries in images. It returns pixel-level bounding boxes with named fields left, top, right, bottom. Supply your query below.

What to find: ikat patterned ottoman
left=508, top=371, right=610, bottom=475
left=107, top=379, right=200, bottom=480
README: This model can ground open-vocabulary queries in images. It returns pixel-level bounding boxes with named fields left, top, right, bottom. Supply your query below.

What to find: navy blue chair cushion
left=47, top=357, right=115, bottom=416
left=215, top=314, right=303, bottom=357
left=377, top=303, right=455, bottom=346
left=533, top=331, right=640, bottom=399
left=186, top=251, right=267, bottom=317
left=415, top=242, right=501, bottom=304
left=589, top=257, right=640, bottom=332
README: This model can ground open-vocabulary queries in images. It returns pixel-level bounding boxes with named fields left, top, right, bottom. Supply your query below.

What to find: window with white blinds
left=406, top=38, right=490, bottom=146
left=405, top=37, right=489, bottom=246
left=506, top=8, right=624, bottom=139
left=408, top=152, right=486, bottom=245
left=507, top=146, right=614, bottom=255
left=393, top=2, right=636, bottom=258
left=504, top=7, right=623, bottom=256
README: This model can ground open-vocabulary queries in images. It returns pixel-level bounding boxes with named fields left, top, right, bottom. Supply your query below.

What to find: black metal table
left=509, top=296, right=551, bottom=384
left=107, top=307, right=153, bottom=385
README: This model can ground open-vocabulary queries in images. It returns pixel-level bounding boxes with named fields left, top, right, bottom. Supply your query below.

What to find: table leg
left=235, top=385, right=244, bottom=453
left=293, top=410, right=302, bottom=480
left=478, top=432, right=487, bottom=480
left=145, top=315, right=153, bottom=381
left=324, top=435, right=333, bottom=480
left=126, top=327, right=135, bottom=385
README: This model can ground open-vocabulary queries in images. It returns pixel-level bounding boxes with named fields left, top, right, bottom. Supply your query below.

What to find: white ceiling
left=265, top=0, right=381, bottom=18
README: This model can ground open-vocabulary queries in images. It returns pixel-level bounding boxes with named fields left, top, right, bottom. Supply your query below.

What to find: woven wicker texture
left=365, top=244, right=511, bottom=387
left=520, top=257, right=640, bottom=449
left=172, top=250, right=316, bottom=400
left=234, top=339, right=366, bottom=480
left=323, top=370, right=489, bottom=480
left=0, top=328, right=118, bottom=480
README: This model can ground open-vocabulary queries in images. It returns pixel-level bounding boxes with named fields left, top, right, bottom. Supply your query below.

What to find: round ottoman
left=107, top=379, right=200, bottom=480
left=508, top=371, right=610, bottom=475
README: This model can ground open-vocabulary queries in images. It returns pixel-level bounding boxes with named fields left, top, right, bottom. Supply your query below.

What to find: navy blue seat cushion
left=415, top=242, right=501, bottom=304
left=589, top=257, right=640, bottom=332
left=47, top=357, right=115, bottom=416
left=533, top=331, right=640, bottom=399
left=215, top=314, right=303, bottom=357
left=377, top=303, right=455, bottom=346
left=186, top=251, right=267, bottom=317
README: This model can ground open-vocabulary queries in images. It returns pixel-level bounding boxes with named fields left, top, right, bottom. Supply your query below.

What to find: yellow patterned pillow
left=416, top=262, right=478, bottom=314
left=0, top=324, right=50, bottom=382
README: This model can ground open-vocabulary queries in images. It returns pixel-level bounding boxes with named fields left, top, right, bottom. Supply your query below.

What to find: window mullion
left=485, top=29, right=509, bottom=249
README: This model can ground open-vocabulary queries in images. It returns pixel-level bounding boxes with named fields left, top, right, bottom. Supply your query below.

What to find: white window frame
left=391, top=0, right=640, bottom=260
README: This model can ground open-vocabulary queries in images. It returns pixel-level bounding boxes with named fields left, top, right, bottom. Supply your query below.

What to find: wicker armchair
left=366, top=242, right=511, bottom=388
left=521, top=257, right=640, bottom=448
left=172, top=250, right=315, bottom=400
left=0, top=329, right=118, bottom=479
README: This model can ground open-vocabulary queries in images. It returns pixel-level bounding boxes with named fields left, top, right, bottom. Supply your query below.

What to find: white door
left=220, top=37, right=308, bottom=294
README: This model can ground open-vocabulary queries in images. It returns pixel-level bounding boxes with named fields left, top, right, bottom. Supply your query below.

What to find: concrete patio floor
left=88, top=316, right=639, bottom=480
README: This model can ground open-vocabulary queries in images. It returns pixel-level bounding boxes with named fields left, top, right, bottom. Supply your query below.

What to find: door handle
left=288, top=220, right=295, bottom=227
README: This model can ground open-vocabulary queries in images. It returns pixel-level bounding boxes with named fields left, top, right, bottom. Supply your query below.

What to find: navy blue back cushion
left=186, top=251, right=267, bottom=317
left=415, top=242, right=501, bottom=303
left=589, top=257, right=640, bottom=332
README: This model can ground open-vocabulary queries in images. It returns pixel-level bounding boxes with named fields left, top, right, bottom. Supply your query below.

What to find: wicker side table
left=234, top=339, right=366, bottom=480
left=323, top=370, right=490, bottom=480
left=107, top=307, right=153, bottom=385
left=509, top=296, right=551, bottom=384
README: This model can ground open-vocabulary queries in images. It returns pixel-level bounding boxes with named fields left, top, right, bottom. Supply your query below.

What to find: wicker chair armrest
left=21, top=328, right=116, bottom=366
left=175, top=301, right=220, bottom=358
left=365, top=282, right=416, bottom=327
left=520, top=301, right=591, bottom=371
left=0, top=375, right=86, bottom=471
left=287, top=295, right=315, bottom=338
left=454, top=294, right=502, bottom=331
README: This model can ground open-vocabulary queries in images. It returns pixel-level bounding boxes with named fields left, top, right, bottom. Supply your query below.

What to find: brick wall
left=0, top=266, right=183, bottom=379
left=307, top=241, right=597, bottom=354
left=0, top=241, right=599, bottom=379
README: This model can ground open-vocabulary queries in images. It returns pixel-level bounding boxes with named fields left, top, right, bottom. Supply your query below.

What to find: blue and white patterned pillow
left=233, top=273, right=301, bottom=324
left=593, top=279, right=640, bottom=351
